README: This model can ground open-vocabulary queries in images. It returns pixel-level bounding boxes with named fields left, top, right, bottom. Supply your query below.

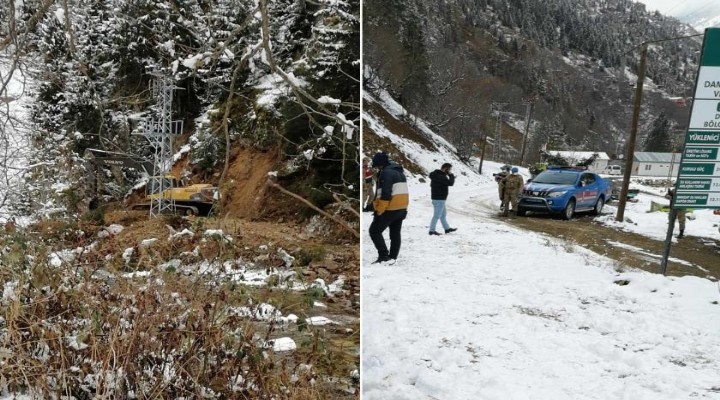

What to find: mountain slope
left=364, top=0, right=702, bottom=163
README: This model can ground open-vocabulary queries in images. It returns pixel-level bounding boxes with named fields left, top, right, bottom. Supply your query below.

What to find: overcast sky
left=636, top=0, right=714, bottom=16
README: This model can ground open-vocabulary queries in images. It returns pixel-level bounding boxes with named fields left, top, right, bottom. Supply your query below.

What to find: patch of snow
left=139, top=238, right=158, bottom=249
left=182, top=53, right=205, bottom=70
left=170, top=228, right=194, bottom=240
left=281, top=314, right=299, bottom=324
left=318, top=95, right=341, bottom=104
left=269, top=337, right=297, bottom=352
left=98, top=224, right=124, bottom=239
left=2, top=281, right=19, bottom=302
left=277, top=248, right=295, bottom=267
left=203, top=229, right=233, bottom=242
left=66, top=335, right=88, bottom=350
left=306, top=316, right=336, bottom=326
left=122, top=271, right=152, bottom=279
left=49, top=250, right=75, bottom=267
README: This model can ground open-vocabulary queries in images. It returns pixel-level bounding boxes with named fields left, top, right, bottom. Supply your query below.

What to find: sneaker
left=372, top=255, right=391, bottom=264
left=445, top=228, right=457, bottom=234
left=386, top=258, right=397, bottom=266
left=429, top=231, right=441, bottom=236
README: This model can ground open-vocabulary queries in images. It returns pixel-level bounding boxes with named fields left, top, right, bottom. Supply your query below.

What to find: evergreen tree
left=643, top=112, right=672, bottom=152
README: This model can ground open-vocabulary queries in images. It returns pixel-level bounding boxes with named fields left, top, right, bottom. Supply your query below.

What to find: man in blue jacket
left=369, top=152, right=408, bottom=264
left=428, top=163, right=457, bottom=235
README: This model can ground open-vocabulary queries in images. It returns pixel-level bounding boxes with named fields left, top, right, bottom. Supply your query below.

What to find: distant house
left=545, top=150, right=610, bottom=173
left=631, top=152, right=681, bottom=177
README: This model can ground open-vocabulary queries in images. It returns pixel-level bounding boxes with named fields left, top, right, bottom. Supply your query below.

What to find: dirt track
left=449, top=193, right=720, bottom=280
left=503, top=212, right=720, bottom=280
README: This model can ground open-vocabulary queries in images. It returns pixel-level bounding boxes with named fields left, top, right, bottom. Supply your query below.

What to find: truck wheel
left=516, top=208, right=527, bottom=217
left=562, top=199, right=576, bottom=220
left=592, top=197, right=604, bottom=215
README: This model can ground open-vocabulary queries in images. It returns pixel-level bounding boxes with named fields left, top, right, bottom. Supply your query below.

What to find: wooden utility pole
left=616, top=43, right=648, bottom=222
left=519, top=95, right=536, bottom=165
left=491, top=102, right=508, bottom=161
left=479, top=133, right=487, bottom=174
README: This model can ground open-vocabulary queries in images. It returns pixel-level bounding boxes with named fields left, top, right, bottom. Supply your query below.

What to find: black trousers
left=369, top=209, right=407, bottom=259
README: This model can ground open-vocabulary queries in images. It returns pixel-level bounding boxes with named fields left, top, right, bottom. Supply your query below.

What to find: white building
left=631, top=152, right=681, bottom=177
left=546, top=150, right=610, bottom=173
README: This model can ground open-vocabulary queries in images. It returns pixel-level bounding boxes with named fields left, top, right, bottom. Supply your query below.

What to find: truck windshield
left=532, top=172, right=578, bottom=185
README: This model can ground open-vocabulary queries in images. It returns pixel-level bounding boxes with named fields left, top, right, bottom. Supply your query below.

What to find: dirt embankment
left=220, top=146, right=278, bottom=219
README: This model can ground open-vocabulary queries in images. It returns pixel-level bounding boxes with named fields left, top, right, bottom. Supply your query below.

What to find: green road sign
left=684, top=147, right=719, bottom=160
left=674, top=192, right=720, bottom=207
left=685, top=131, right=720, bottom=145
left=678, top=177, right=720, bottom=191
left=676, top=28, right=720, bottom=210
left=678, top=162, right=720, bottom=175
left=700, top=29, right=720, bottom=66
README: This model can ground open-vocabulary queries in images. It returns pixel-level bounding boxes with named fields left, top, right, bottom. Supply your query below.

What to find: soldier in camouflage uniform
left=494, top=164, right=511, bottom=208
left=502, top=167, right=525, bottom=217
left=666, top=188, right=687, bottom=239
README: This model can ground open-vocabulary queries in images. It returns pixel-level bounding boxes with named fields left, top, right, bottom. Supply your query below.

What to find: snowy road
left=362, top=178, right=720, bottom=400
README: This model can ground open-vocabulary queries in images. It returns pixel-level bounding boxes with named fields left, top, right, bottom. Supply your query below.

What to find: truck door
left=578, top=173, right=597, bottom=207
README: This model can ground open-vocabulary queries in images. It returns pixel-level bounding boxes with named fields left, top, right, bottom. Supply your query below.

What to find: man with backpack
left=369, top=152, right=409, bottom=264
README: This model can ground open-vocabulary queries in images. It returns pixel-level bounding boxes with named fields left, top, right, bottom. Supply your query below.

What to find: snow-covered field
left=362, top=173, right=720, bottom=399
left=362, top=90, right=720, bottom=399
left=597, top=178, right=720, bottom=242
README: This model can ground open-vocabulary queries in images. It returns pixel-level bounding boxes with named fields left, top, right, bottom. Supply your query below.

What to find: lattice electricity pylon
left=134, top=75, right=183, bottom=218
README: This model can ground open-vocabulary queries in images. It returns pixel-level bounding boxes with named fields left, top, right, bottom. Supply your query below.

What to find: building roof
left=547, top=151, right=610, bottom=161
left=633, top=152, right=681, bottom=163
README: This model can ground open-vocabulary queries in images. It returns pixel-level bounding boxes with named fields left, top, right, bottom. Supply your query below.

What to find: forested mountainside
left=1, top=0, right=359, bottom=221
left=364, top=0, right=702, bottom=164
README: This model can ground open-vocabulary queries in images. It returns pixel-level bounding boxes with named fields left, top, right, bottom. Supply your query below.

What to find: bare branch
left=267, top=179, right=359, bottom=238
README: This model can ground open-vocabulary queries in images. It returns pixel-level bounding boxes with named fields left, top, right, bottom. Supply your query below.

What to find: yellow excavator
left=86, top=149, right=218, bottom=216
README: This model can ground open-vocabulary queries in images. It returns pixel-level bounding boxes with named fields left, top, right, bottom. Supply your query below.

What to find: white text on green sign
left=677, top=177, right=720, bottom=191
left=674, top=193, right=720, bottom=207
left=685, top=131, right=720, bottom=145
left=684, top=147, right=720, bottom=160
left=679, top=163, right=720, bottom=176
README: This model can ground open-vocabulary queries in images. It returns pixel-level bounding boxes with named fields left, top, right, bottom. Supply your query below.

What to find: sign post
left=661, top=28, right=720, bottom=274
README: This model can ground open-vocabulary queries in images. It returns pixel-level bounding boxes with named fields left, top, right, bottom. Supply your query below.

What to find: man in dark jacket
left=369, top=152, right=409, bottom=264
left=428, top=163, right=457, bottom=235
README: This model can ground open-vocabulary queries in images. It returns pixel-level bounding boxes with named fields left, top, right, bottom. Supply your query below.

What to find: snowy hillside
left=361, top=90, right=720, bottom=399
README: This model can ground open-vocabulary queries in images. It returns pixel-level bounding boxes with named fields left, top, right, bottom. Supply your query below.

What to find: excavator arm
left=85, top=148, right=154, bottom=174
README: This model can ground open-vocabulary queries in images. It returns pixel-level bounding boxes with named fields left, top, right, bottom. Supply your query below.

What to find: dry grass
left=0, top=215, right=359, bottom=399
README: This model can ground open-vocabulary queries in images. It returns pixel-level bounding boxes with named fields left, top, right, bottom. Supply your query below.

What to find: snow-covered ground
left=362, top=90, right=720, bottom=399
left=362, top=173, right=720, bottom=399
left=598, top=178, right=720, bottom=242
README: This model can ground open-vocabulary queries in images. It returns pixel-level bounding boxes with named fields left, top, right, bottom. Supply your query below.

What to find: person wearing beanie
left=369, top=152, right=409, bottom=264
left=371, top=152, right=389, bottom=168
left=428, top=163, right=457, bottom=235
left=502, top=166, right=524, bottom=217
